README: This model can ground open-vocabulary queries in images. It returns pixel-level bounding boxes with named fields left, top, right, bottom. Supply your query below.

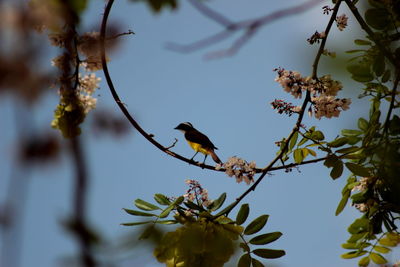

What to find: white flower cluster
left=77, top=73, right=101, bottom=114
left=352, top=176, right=375, bottom=213
left=274, top=68, right=351, bottom=119
left=274, top=68, right=306, bottom=99
left=311, top=96, right=351, bottom=119
left=216, top=157, right=256, bottom=185
left=183, top=179, right=212, bottom=208
left=336, top=14, right=348, bottom=31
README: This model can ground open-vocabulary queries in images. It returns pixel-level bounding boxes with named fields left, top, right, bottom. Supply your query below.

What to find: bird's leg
left=190, top=151, right=199, bottom=162
left=202, top=154, right=208, bottom=165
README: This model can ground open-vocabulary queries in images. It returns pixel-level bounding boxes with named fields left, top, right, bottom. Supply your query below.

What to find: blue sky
left=2, top=0, right=397, bottom=266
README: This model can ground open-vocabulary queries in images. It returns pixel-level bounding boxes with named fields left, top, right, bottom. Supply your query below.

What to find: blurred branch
left=166, top=0, right=324, bottom=59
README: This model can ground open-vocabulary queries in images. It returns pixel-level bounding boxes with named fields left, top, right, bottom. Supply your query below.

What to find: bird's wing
left=185, top=130, right=218, bottom=150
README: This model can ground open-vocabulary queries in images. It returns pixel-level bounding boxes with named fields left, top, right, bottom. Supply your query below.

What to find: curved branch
left=100, top=0, right=221, bottom=171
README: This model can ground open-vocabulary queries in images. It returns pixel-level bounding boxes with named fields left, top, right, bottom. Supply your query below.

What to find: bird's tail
left=209, top=149, right=222, bottom=164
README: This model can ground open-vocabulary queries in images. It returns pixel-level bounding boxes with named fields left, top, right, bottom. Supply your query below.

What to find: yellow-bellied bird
left=174, top=122, right=222, bottom=164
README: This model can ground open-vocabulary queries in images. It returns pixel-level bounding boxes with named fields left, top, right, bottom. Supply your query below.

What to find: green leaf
left=244, top=215, right=269, bottom=235
left=311, top=130, right=325, bottom=141
left=336, top=146, right=361, bottom=154
left=139, top=225, right=155, bottom=240
left=297, top=137, right=308, bottom=147
left=121, top=221, right=153, bottom=226
left=373, top=56, right=385, bottom=77
left=348, top=218, right=369, bottom=234
left=237, top=253, right=251, bottom=267
left=289, top=131, right=298, bottom=151
left=159, top=205, right=174, bottom=218
left=209, top=192, right=226, bottom=211
left=307, top=148, right=316, bottom=157
left=328, top=137, right=348, bottom=148
left=335, top=190, right=350, bottom=216
left=370, top=252, right=387, bottom=264
left=341, top=129, right=363, bottom=137
left=251, top=258, right=265, bottom=267
left=341, top=250, right=367, bottom=259
left=358, top=256, right=370, bottom=266
left=373, top=245, right=391, bottom=253
left=381, top=69, right=390, bottom=83
left=249, top=232, right=282, bottom=245
left=365, top=8, right=390, bottom=30
left=347, top=64, right=373, bottom=82
left=184, top=201, right=203, bottom=211
left=346, top=49, right=365, bottom=54
left=324, top=154, right=339, bottom=168
left=354, top=39, right=372, bottom=46
left=214, top=202, right=237, bottom=217
left=240, top=242, right=251, bottom=253
left=134, top=199, right=160, bottom=211
left=341, top=242, right=370, bottom=249
left=252, top=249, right=285, bottom=259
left=123, top=209, right=157, bottom=217
left=330, top=160, right=343, bottom=180
left=293, top=149, right=304, bottom=164
left=154, top=194, right=171, bottom=205
left=345, top=163, right=371, bottom=177
left=236, top=204, right=250, bottom=225
left=155, top=220, right=177, bottom=225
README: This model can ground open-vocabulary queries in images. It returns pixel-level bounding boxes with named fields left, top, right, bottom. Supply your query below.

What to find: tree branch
left=166, top=0, right=324, bottom=59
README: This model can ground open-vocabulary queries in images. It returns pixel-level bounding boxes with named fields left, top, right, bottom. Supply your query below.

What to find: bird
left=174, top=122, right=222, bottom=165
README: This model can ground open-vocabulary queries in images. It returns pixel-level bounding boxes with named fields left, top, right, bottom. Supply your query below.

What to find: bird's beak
left=174, top=126, right=179, bottom=130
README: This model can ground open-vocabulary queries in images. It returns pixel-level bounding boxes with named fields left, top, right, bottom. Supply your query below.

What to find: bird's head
left=174, top=122, right=194, bottom=132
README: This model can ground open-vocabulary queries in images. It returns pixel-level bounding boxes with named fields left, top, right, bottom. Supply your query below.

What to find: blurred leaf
left=347, top=63, right=373, bottom=82
left=307, top=148, right=316, bottom=157
left=252, top=249, right=285, bottom=259
left=358, top=256, right=370, bottom=266
left=324, top=154, right=339, bottom=167
left=330, top=160, right=343, bottom=180
left=341, top=129, right=363, bottom=137
left=249, top=232, right=282, bottom=245
left=345, top=163, right=371, bottom=177
left=365, top=8, right=390, bottom=30
left=336, top=146, right=361, bottom=154
left=154, top=194, right=171, bottom=205
left=214, top=202, right=237, bottom=217
left=237, top=253, right=251, bottom=267
left=289, top=131, right=298, bottom=151
left=373, top=56, right=385, bottom=77
left=240, top=242, right=251, bottom=253
left=209, top=192, right=227, bottom=211
left=236, top=204, right=250, bottom=225
left=341, top=250, right=367, bottom=259
left=311, top=130, right=325, bottom=141
left=131, top=0, right=178, bottom=12
left=373, top=245, right=391, bottom=253
left=139, top=225, right=155, bottom=240
left=251, top=258, right=265, bottom=267
left=297, top=137, right=308, bottom=147
left=328, top=137, right=348, bottom=148
left=354, top=39, right=372, bottom=45
left=184, top=201, right=204, bottom=211
left=336, top=190, right=350, bottom=215
left=134, top=199, right=160, bottom=211
left=121, top=221, right=153, bottom=226
left=244, top=215, right=269, bottom=235
left=293, top=149, right=303, bottom=164
left=159, top=205, right=174, bottom=218
left=348, top=218, right=369, bottom=234
left=155, top=220, right=177, bottom=225
left=123, top=209, right=157, bottom=217
left=370, top=252, right=387, bottom=264
left=381, top=69, right=390, bottom=83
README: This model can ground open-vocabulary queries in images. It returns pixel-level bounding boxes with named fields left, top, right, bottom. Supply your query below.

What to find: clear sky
left=2, top=0, right=397, bottom=266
